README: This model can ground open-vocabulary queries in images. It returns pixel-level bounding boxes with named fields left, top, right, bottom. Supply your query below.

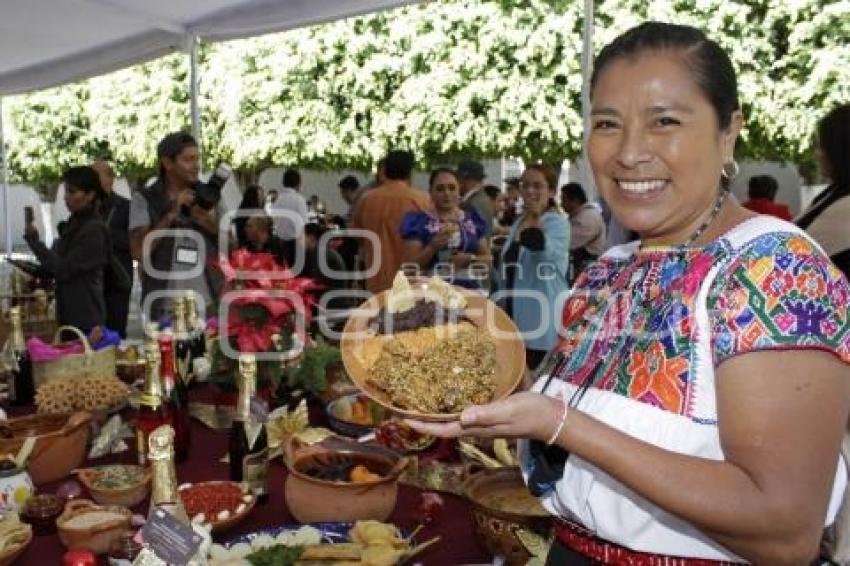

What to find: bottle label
left=243, top=448, right=268, bottom=496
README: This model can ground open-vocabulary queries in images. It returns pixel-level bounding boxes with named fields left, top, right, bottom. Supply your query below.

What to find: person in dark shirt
left=92, top=159, right=132, bottom=337
left=243, top=214, right=293, bottom=268
left=234, top=184, right=265, bottom=247
left=25, top=166, right=110, bottom=334
left=742, top=175, right=792, bottom=220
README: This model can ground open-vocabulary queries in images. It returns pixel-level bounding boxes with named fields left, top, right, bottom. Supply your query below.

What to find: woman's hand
left=406, top=391, right=563, bottom=442
left=431, top=225, right=454, bottom=249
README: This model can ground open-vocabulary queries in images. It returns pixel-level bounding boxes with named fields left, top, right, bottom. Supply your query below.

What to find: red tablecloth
left=10, top=391, right=492, bottom=565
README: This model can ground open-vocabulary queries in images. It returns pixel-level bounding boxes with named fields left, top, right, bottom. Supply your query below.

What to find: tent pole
left=580, top=0, right=595, bottom=198
left=0, top=97, right=11, bottom=257
left=189, top=35, right=201, bottom=157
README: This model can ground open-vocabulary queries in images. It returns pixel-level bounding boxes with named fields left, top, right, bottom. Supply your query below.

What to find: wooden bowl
left=464, top=467, right=552, bottom=566
left=0, top=412, right=91, bottom=485
left=178, top=481, right=255, bottom=534
left=340, top=287, right=525, bottom=422
left=0, top=522, right=32, bottom=566
left=283, top=436, right=407, bottom=523
left=56, top=499, right=132, bottom=555
left=77, top=465, right=151, bottom=508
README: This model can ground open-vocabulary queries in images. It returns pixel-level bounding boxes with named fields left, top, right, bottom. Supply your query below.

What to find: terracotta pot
left=464, top=467, right=552, bottom=566
left=0, top=412, right=91, bottom=485
left=283, top=436, right=407, bottom=523
left=56, top=499, right=132, bottom=555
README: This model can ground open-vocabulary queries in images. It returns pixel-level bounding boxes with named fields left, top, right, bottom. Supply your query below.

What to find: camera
left=191, top=163, right=232, bottom=210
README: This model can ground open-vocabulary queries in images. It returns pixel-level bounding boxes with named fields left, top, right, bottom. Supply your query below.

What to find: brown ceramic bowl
left=340, top=286, right=525, bottom=422
left=465, top=467, right=553, bottom=566
left=283, top=436, right=407, bottom=523
left=77, top=465, right=151, bottom=508
left=0, top=412, right=91, bottom=485
left=178, top=481, right=256, bottom=534
left=56, top=499, right=132, bottom=555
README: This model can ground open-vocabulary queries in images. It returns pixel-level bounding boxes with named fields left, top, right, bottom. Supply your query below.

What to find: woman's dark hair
left=428, top=167, right=458, bottom=189
left=63, top=166, right=106, bottom=207
left=591, top=22, right=739, bottom=130
left=239, top=185, right=264, bottom=209
left=818, top=103, right=850, bottom=190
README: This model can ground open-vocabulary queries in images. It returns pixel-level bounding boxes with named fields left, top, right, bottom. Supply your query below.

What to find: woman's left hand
left=406, top=391, right=562, bottom=442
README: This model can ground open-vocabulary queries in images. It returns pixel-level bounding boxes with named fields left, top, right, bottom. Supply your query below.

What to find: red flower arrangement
left=217, top=249, right=321, bottom=353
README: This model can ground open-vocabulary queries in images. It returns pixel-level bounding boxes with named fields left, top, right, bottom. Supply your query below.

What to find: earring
left=721, top=160, right=740, bottom=181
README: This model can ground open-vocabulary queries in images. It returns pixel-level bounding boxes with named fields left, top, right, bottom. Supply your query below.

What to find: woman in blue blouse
left=400, top=168, right=491, bottom=288
left=492, top=163, right=570, bottom=369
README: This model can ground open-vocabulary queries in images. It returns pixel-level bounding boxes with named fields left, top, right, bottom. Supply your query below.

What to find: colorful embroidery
left=555, top=230, right=850, bottom=422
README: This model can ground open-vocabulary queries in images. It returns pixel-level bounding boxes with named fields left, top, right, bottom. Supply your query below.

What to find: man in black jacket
left=92, top=160, right=132, bottom=337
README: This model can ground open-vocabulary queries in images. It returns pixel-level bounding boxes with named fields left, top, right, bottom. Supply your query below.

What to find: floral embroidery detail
left=555, top=230, right=850, bottom=422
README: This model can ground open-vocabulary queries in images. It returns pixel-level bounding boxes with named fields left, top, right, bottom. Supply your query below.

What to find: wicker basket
left=32, top=326, right=116, bottom=387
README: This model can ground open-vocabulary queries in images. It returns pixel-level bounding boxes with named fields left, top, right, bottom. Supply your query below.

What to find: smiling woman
left=409, top=22, right=850, bottom=565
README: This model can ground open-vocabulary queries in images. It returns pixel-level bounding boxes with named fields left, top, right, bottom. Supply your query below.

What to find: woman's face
left=588, top=50, right=741, bottom=246
left=65, top=184, right=95, bottom=213
left=430, top=171, right=461, bottom=212
left=520, top=169, right=553, bottom=215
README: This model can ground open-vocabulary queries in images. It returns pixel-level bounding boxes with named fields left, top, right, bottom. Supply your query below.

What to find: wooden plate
left=340, top=287, right=525, bottom=422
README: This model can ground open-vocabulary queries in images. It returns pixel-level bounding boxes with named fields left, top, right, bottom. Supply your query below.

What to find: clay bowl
left=0, top=522, right=31, bottom=566
left=464, top=467, right=553, bottom=566
left=0, top=412, right=91, bottom=485
left=178, top=481, right=256, bottom=534
left=56, top=499, right=132, bottom=555
left=340, top=286, right=525, bottom=422
left=325, top=393, right=384, bottom=438
left=283, top=436, right=407, bottom=523
left=77, top=465, right=151, bottom=508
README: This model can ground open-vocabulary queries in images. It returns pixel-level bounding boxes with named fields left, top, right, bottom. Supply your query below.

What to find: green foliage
left=292, top=338, right=342, bottom=396
left=2, top=0, right=848, bottom=186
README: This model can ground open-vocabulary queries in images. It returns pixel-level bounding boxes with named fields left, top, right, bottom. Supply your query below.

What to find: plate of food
left=341, top=273, right=525, bottom=422
left=208, top=520, right=436, bottom=565
left=178, top=481, right=255, bottom=534
left=0, top=512, right=32, bottom=566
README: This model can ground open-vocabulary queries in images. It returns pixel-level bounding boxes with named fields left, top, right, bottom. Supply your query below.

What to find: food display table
left=8, top=386, right=493, bottom=565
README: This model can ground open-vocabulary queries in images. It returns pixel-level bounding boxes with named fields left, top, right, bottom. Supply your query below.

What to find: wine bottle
left=172, top=298, right=193, bottom=385
left=148, top=424, right=189, bottom=524
left=6, top=307, right=34, bottom=406
left=158, top=328, right=190, bottom=463
left=184, top=292, right=206, bottom=363
left=136, top=341, right=173, bottom=466
left=229, top=354, right=269, bottom=503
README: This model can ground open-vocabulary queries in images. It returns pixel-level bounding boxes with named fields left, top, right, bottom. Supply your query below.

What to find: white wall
left=0, top=184, right=49, bottom=253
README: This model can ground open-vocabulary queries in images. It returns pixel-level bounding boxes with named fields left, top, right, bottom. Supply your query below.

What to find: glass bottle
left=172, top=298, right=193, bottom=385
left=6, top=307, right=34, bottom=406
left=136, top=341, right=173, bottom=466
left=184, top=292, right=206, bottom=364
left=158, top=328, right=190, bottom=463
left=148, top=424, right=189, bottom=524
left=228, top=354, right=268, bottom=503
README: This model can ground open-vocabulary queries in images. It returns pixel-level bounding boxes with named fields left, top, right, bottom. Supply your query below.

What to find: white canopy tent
left=0, top=0, right=595, bottom=254
left=0, top=0, right=423, bottom=254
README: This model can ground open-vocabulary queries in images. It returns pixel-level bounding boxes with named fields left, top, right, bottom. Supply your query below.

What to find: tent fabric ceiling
left=0, top=0, right=419, bottom=96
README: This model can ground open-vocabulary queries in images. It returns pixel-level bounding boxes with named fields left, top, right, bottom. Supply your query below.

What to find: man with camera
left=129, top=132, right=225, bottom=323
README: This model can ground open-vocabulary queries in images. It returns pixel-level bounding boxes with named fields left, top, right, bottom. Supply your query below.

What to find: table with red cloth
left=8, top=387, right=493, bottom=565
